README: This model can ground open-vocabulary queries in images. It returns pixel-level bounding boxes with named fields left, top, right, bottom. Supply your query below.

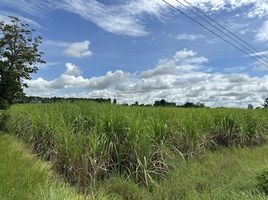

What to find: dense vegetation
left=6, top=102, right=267, bottom=189
left=13, top=96, right=207, bottom=108
left=0, top=17, right=44, bottom=109
left=0, top=134, right=89, bottom=200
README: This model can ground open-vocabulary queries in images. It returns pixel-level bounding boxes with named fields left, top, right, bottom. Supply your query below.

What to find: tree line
left=13, top=96, right=112, bottom=104
left=14, top=96, right=207, bottom=108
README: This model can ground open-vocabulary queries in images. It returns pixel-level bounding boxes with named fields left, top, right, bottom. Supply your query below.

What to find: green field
left=1, top=102, right=268, bottom=199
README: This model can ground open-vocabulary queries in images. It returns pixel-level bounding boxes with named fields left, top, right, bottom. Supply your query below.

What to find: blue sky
left=0, top=0, right=268, bottom=107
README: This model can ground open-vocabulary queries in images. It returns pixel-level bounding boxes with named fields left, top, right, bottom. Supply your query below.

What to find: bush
left=256, top=169, right=268, bottom=194
left=0, top=98, right=10, bottom=110
left=0, top=111, right=9, bottom=132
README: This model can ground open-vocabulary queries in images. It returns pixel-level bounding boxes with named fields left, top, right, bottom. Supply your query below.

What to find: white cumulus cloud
left=25, top=50, right=268, bottom=108
left=63, top=40, right=92, bottom=58
left=65, top=63, right=81, bottom=76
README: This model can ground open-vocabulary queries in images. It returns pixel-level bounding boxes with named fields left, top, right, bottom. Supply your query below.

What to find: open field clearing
left=3, top=102, right=267, bottom=197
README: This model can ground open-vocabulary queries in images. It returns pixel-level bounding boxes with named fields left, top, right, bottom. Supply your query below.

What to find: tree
left=262, top=98, right=268, bottom=109
left=0, top=16, right=45, bottom=109
left=247, top=104, right=254, bottom=110
left=113, top=99, right=117, bottom=105
left=183, top=102, right=195, bottom=108
left=154, top=99, right=166, bottom=107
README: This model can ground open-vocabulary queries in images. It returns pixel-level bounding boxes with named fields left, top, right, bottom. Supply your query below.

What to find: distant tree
left=154, top=99, right=176, bottom=107
left=262, top=98, right=268, bottom=109
left=0, top=16, right=45, bottom=109
left=160, top=99, right=166, bottom=106
left=135, top=101, right=139, bottom=106
left=183, top=102, right=195, bottom=108
left=154, top=99, right=166, bottom=107
left=247, top=104, right=254, bottom=110
left=113, top=99, right=117, bottom=105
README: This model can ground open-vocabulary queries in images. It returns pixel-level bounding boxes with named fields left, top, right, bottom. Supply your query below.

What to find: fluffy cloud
left=173, top=49, right=208, bottom=65
left=27, top=64, right=130, bottom=91
left=87, top=70, right=131, bottom=90
left=63, top=41, right=92, bottom=58
left=42, top=40, right=93, bottom=58
left=65, top=63, right=81, bottom=76
left=174, top=49, right=197, bottom=59
left=141, top=49, right=208, bottom=78
left=256, top=20, right=268, bottom=42
left=25, top=49, right=268, bottom=108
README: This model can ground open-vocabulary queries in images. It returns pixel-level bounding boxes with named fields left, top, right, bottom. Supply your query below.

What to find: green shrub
left=0, top=98, right=10, bottom=110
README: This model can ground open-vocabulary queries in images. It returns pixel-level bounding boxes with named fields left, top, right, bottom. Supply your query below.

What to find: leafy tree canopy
left=0, top=16, right=45, bottom=109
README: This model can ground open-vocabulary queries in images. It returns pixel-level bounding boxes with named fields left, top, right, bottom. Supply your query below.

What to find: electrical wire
left=162, top=0, right=268, bottom=67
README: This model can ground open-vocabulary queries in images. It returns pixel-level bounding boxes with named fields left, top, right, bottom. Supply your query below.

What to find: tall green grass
left=7, top=101, right=266, bottom=188
left=0, top=134, right=97, bottom=200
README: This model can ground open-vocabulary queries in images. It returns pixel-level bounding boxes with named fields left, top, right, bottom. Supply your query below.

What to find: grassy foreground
left=1, top=134, right=268, bottom=199
left=0, top=134, right=110, bottom=200
left=153, top=143, right=268, bottom=199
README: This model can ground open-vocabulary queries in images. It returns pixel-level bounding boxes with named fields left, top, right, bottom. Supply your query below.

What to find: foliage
left=0, top=16, right=45, bottom=108
left=6, top=102, right=266, bottom=190
left=0, top=110, right=9, bottom=131
left=3, top=132, right=268, bottom=199
left=0, top=97, right=10, bottom=110
left=0, top=134, right=91, bottom=200
left=153, top=99, right=206, bottom=108
left=248, top=104, right=254, bottom=109
left=262, top=98, right=268, bottom=109
left=13, top=96, right=112, bottom=104
left=154, top=141, right=268, bottom=200
left=257, top=169, right=268, bottom=194
left=154, top=99, right=176, bottom=107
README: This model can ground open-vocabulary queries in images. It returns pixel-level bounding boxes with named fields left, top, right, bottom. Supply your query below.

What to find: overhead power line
left=181, top=0, right=268, bottom=62
left=162, top=0, right=268, bottom=67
